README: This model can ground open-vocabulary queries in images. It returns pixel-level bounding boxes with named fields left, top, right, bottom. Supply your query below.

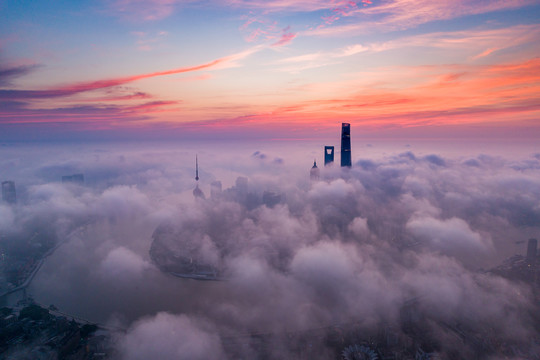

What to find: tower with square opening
left=324, top=146, right=334, bottom=166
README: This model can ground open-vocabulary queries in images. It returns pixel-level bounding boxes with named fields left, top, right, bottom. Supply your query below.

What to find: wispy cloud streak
left=190, top=57, right=540, bottom=135
left=276, top=25, right=540, bottom=72
left=0, top=64, right=40, bottom=86
left=0, top=47, right=261, bottom=100
left=307, top=0, right=537, bottom=36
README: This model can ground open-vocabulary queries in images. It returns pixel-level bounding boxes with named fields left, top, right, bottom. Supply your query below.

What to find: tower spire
left=195, top=155, right=199, bottom=181
left=193, top=155, right=205, bottom=199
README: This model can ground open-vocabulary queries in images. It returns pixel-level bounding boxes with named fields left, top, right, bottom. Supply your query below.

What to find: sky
left=0, top=0, right=539, bottom=141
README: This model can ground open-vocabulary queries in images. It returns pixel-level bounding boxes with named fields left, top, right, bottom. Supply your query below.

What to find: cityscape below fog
left=0, top=124, right=539, bottom=359
left=2, top=0, right=540, bottom=358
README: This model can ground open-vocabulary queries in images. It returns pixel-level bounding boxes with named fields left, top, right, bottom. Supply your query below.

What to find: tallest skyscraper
left=340, top=123, right=351, bottom=167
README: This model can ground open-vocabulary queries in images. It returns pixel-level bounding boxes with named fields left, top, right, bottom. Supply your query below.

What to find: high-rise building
left=195, top=155, right=199, bottom=181
left=193, top=184, right=205, bottom=199
left=62, top=174, right=84, bottom=184
left=324, top=146, right=334, bottom=166
left=1, top=181, right=16, bottom=204
left=310, top=160, right=320, bottom=181
left=193, top=155, right=205, bottom=199
left=234, top=176, right=248, bottom=204
left=235, top=177, right=248, bottom=195
left=341, top=123, right=351, bottom=167
left=527, top=238, right=538, bottom=266
left=262, top=191, right=282, bottom=208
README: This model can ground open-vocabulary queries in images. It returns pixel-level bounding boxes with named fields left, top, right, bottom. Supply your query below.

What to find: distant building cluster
left=1, top=173, right=85, bottom=206
left=309, top=123, right=352, bottom=182
left=319, top=122, right=352, bottom=169
left=0, top=302, right=110, bottom=359
left=490, top=238, right=539, bottom=285
left=1, top=181, right=16, bottom=204
left=191, top=156, right=284, bottom=208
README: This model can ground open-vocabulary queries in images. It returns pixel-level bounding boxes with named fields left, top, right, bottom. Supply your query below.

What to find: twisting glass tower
left=340, top=123, right=351, bottom=167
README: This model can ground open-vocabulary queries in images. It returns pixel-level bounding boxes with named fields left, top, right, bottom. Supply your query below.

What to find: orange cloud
left=189, top=57, right=540, bottom=133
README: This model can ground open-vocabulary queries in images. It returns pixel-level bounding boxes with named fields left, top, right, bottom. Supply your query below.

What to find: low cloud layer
left=1, top=141, right=539, bottom=358
left=118, top=313, right=225, bottom=360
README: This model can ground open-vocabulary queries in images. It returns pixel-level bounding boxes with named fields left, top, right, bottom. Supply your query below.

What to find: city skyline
left=1, top=1, right=539, bottom=141
left=1, top=140, right=539, bottom=358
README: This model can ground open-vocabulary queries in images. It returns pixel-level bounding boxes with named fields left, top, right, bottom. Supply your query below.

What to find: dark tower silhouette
left=310, top=160, right=320, bottom=181
left=195, top=155, right=199, bottom=181
left=527, top=238, right=538, bottom=266
left=340, top=123, right=351, bottom=167
left=324, top=146, right=334, bottom=166
left=193, top=155, right=205, bottom=199
left=1, top=181, right=16, bottom=204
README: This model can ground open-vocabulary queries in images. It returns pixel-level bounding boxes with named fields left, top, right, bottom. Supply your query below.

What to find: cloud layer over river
left=1, top=140, right=539, bottom=358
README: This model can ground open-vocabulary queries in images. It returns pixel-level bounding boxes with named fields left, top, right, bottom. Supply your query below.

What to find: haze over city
left=1, top=1, right=540, bottom=359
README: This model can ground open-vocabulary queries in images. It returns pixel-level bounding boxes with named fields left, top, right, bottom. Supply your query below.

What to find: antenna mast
left=195, top=155, right=199, bottom=181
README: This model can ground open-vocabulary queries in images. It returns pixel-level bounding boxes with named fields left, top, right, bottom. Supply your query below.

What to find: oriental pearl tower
left=193, top=155, right=205, bottom=199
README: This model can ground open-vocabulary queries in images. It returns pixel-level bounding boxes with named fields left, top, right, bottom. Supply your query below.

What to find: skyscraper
left=193, top=155, right=205, bottom=199
left=234, top=176, right=248, bottom=203
left=1, top=181, right=16, bottom=204
left=195, top=155, right=199, bottom=181
left=324, top=146, right=334, bottom=166
left=310, top=160, right=320, bottom=181
left=235, top=176, right=248, bottom=194
left=341, top=123, right=351, bottom=167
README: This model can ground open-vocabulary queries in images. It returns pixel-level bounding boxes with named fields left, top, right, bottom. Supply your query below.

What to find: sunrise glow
left=1, top=0, right=539, bottom=140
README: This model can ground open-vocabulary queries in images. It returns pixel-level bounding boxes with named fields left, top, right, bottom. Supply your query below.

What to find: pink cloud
left=0, top=47, right=261, bottom=100
left=272, top=28, right=297, bottom=47
left=126, top=100, right=178, bottom=113
left=239, top=13, right=280, bottom=43
left=131, top=30, right=169, bottom=51
left=307, top=0, right=536, bottom=36
left=225, top=0, right=344, bottom=12
left=295, top=25, right=540, bottom=65
left=321, top=0, right=358, bottom=25
left=78, top=91, right=152, bottom=102
left=471, top=47, right=499, bottom=60
left=246, top=27, right=270, bottom=42
left=172, top=73, right=213, bottom=82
